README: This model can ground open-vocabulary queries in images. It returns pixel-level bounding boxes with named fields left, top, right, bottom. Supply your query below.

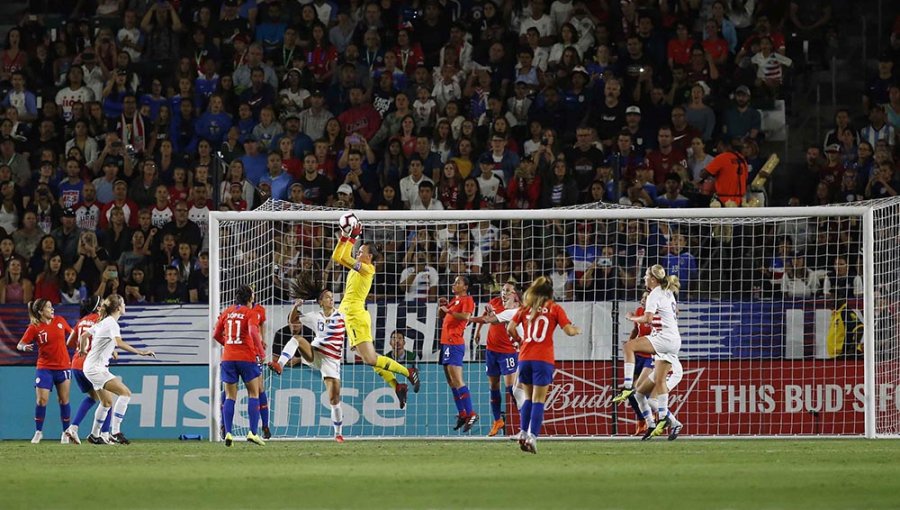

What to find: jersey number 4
left=523, top=316, right=550, bottom=344
left=225, top=319, right=243, bottom=344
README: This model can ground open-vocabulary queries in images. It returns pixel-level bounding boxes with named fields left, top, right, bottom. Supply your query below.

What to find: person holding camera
left=93, top=263, right=121, bottom=299
left=73, top=230, right=109, bottom=294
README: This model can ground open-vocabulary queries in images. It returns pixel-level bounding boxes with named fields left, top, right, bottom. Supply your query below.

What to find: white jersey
left=298, top=309, right=345, bottom=361
left=645, top=286, right=679, bottom=337
left=494, top=307, right=525, bottom=337
left=84, top=316, right=121, bottom=370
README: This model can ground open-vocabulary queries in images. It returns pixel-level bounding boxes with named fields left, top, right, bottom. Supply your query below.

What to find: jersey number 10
left=523, top=316, right=550, bottom=344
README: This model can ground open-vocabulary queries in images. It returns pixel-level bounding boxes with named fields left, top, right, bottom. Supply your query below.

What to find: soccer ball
left=339, top=212, right=359, bottom=231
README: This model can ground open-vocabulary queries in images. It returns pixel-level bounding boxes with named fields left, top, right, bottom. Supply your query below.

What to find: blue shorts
left=635, top=355, right=655, bottom=374
left=485, top=350, right=518, bottom=377
left=35, top=369, right=70, bottom=390
left=517, top=360, right=555, bottom=387
left=439, top=344, right=465, bottom=367
left=72, top=369, right=93, bottom=393
left=221, top=361, right=262, bottom=384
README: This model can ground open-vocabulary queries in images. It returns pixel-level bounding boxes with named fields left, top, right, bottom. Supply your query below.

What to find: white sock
left=512, top=385, right=528, bottom=409
left=278, top=338, right=299, bottom=368
left=634, top=392, right=655, bottom=425
left=111, top=396, right=131, bottom=434
left=623, top=363, right=635, bottom=388
left=331, top=404, right=343, bottom=436
left=657, top=393, right=669, bottom=421
left=91, top=405, right=110, bottom=436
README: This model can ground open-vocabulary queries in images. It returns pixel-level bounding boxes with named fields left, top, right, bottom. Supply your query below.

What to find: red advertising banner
left=524, top=361, right=866, bottom=436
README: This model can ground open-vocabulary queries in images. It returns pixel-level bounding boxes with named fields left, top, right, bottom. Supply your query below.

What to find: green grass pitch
left=2, top=439, right=898, bottom=509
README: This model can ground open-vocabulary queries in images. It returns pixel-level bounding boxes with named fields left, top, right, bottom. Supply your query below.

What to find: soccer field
left=2, top=439, right=898, bottom=510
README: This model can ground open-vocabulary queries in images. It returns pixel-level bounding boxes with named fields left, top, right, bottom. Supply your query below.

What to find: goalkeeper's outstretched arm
left=330, top=237, right=356, bottom=270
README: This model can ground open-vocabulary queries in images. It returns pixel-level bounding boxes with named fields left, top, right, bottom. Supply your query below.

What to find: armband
left=352, top=261, right=362, bottom=272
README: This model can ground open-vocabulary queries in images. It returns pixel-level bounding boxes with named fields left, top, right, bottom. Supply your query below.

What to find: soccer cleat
left=87, top=434, right=110, bottom=445
left=518, top=431, right=529, bottom=451
left=395, top=383, right=408, bottom=409
left=268, top=360, right=283, bottom=376
left=612, top=387, right=635, bottom=404
left=668, top=420, right=684, bottom=441
left=65, top=426, right=81, bottom=445
left=453, top=414, right=467, bottom=431
left=523, top=435, right=537, bottom=454
left=335, top=435, right=344, bottom=443
left=633, top=421, right=648, bottom=437
left=407, top=367, right=421, bottom=393
left=111, top=432, right=131, bottom=445
left=60, top=431, right=70, bottom=444
left=511, top=430, right=524, bottom=442
left=262, top=426, right=272, bottom=439
left=246, top=432, right=266, bottom=446
left=224, top=433, right=233, bottom=447
left=648, top=416, right=670, bottom=439
left=463, top=413, right=479, bottom=432
left=488, top=418, right=505, bottom=437
left=31, top=431, right=42, bottom=444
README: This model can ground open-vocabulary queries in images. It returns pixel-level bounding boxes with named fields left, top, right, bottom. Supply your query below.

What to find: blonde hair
left=99, top=294, right=124, bottom=319
left=522, top=276, right=554, bottom=321
left=649, top=264, right=681, bottom=294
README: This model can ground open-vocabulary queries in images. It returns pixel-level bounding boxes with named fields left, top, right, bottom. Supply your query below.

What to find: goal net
left=208, top=199, right=900, bottom=439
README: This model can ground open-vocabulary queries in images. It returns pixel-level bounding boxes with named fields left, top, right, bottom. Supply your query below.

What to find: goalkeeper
left=331, top=218, right=421, bottom=401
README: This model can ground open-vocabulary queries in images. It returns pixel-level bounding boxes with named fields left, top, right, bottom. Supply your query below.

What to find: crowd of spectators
left=0, top=0, right=896, bottom=307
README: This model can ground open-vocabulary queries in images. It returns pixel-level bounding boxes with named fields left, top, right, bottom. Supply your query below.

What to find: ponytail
left=648, top=264, right=680, bottom=294
left=27, top=299, right=50, bottom=325
left=662, top=275, right=681, bottom=294
left=80, top=295, right=102, bottom=317
left=99, top=294, right=124, bottom=319
left=522, top=276, right=554, bottom=322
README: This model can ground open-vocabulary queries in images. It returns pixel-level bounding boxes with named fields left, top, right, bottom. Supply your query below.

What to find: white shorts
left=303, top=350, right=341, bottom=381
left=83, top=366, right=117, bottom=391
left=647, top=356, right=683, bottom=391
left=648, top=330, right=681, bottom=357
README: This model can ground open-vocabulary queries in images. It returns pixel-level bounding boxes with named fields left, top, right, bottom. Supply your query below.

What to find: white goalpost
left=208, top=199, right=900, bottom=440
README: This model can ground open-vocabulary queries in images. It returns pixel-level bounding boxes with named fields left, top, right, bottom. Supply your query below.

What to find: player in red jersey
left=508, top=277, right=582, bottom=454
left=213, top=285, right=266, bottom=446
left=438, top=275, right=477, bottom=432
left=64, top=296, right=113, bottom=444
left=17, top=299, right=74, bottom=444
left=469, top=282, right=527, bottom=436
left=628, top=292, right=655, bottom=436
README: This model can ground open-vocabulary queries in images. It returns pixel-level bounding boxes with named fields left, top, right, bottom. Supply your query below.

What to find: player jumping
left=626, top=292, right=655, bottom=436
left=270, top=274, right=348, bottom=442
left=331, top=218, right=421, bottom=398
left=439, top=275, right=477, bottom=432
left=613, top=265, right=684, bottom=439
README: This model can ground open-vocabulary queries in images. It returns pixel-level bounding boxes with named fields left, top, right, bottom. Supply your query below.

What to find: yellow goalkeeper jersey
left=340, top=264, right=374, bottom=313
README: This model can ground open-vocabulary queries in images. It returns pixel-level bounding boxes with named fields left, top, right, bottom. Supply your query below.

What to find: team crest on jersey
left=57, top=323, right=63, bottom=329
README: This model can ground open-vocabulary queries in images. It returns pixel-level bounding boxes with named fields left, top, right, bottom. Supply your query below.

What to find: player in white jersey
left=612, top=265, right=683, bottom=438
left=78, top=295, right=155, bottom=445
left=269, top=274, right=346, bottom=442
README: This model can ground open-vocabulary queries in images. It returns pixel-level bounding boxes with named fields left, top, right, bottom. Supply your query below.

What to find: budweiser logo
left=543, top=365, right=706, bottom=426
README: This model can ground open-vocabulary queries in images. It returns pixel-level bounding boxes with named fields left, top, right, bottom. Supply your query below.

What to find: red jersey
left=512, top=301, right=571, bottom=365
left=440, top=294, right=475, bottom=345
left=248, top=304, right=267, bottom=358
left=214, top=305, right=263, bottom=362
left=70, top=313, right=100, bottom=371
left=21, top=316, right=73, bottom=370
left=646, top=147, right=688, bottom=185
left=486, top=297, right=516, bottom=354
left=633, top=306, right=652, bottom=360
